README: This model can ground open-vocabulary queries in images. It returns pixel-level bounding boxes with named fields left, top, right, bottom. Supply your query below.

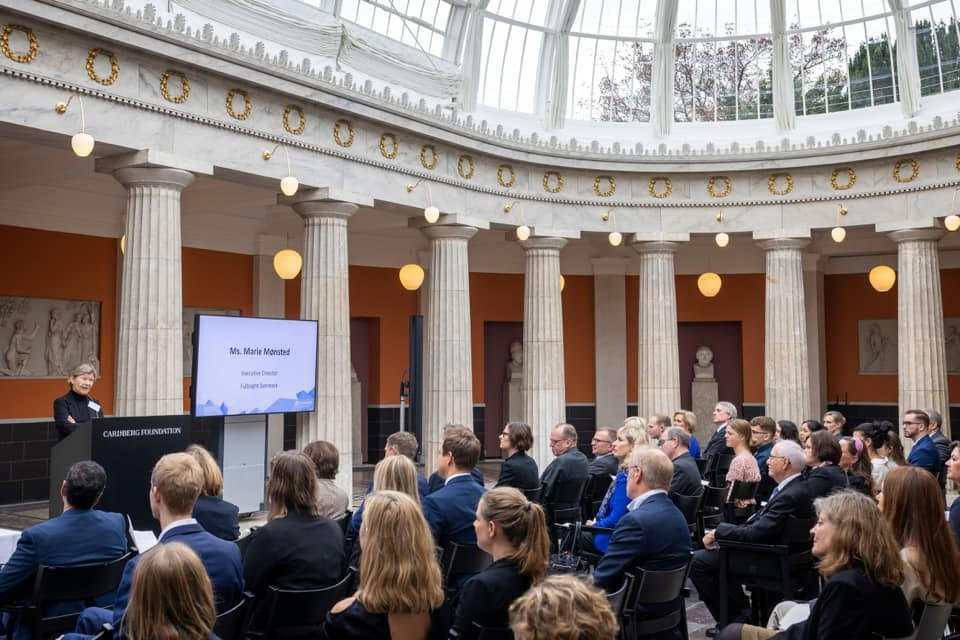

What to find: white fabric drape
left=457, top=0, right=491, bottom=111
left=651, top=0, right=679, bottom=137
left=543, top=0, right=582, bottom=129
left=887, top=0, right=922, bottom=117
left=172, top=0, right=461, bottom=98
left=770, top=0, right=795, bottom=132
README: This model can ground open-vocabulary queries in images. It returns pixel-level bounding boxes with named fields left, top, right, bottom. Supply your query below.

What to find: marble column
left=292, top=198, right=356, bottom=498
left=633, top=241, right=681, bottom=419
left=758, top=238, right=810, bottom=425
left=889, top=228, right=949, bottom=435
left=113, top=167, right=194, bottom=416
left=421, top=224, right=478, bottom=474
left=521, top=237, right=568, bottom=468
left=592, top=258, right=628, bottom=428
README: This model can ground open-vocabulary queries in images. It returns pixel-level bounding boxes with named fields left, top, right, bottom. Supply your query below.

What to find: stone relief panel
left=0, top=296, right=100, bottom=378
left=859, top=318, right=960, bottom=374
left=183, top=306, right=241, bottom=376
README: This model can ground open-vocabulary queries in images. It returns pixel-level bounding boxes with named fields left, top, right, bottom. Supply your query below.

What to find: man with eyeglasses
left=904, top=409, right=939, bottom=476
left=749, top=416, right=778, bottom=502
left=540, top=424, right=589, bottom=515
left=587, top=428, right=619, bottom=478
left=660, top=427, right=702, bottom=497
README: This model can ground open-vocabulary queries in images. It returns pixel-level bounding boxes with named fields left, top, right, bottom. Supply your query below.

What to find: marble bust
left=506, top=340, right=523, bottom=381
left=694, top=345, right=715, bottom=380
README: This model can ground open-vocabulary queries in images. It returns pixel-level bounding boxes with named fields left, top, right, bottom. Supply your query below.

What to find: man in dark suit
left=750, top=416, right=778, bottom=501
left=594, top=447, right=692, bottom=639
left=426, top=425, right=485, bottom=494
left=540, top=424, right=589, bottom=512
left=422, top=427, right=487, bottom=549
left=690, top=440, right=814, bottom=630
left=660, top=427, right=702, bottom=497
left=904, top=409, right=939, bottom=475
left=69, top=453, right=244, bottom=638
left=926, top=408, right=951, bottom=502
left=0, top=461, right=127, bottom=640
left=587, top=428, right=619, bottom=478
left=703, top=401, right=736, bottom=460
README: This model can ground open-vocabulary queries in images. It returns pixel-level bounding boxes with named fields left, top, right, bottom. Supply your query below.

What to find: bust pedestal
left=692, top=378, right=718, bottom=446
left=503, top=377, right=523, bottom=424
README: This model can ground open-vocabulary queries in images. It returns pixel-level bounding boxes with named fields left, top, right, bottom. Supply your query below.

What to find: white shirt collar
left=774, top=472, right=801, bottom=494
left=444, top=472, right=471, bottom=486
left=627, top=489, right=667, bottom=511
left=159, top=517, right=198, bottom=541
left=716, top=422, right=728, bottom=432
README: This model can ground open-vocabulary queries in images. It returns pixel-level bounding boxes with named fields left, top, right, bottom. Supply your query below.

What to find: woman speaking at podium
left=53, top=362, right=104, bottom=440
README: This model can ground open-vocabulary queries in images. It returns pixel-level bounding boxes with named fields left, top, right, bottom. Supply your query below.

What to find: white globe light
left=715, top=232, right=729, bottom=248
left=398, top=264, right=425, bottom=291
left=424, top=205, right=440, bottom=224
left=71, top=132, right=94, bottom=157
left=868, top=265, right=896, bottom=293
left=120, top=234, right=126, bottom=255
left=559, top=275, right=565, bottom=292
left=831, top=226, right=846, bottom=243
left=697, top=272, right=722, bottom=297
left=280, top=175, right=299, bottom=197
left=516, top=225, right=531, bottom=241
left=946, top=214, right=960, bottom=232
left=273, top=249, right=303, bottom=280
left=608, top=231, right=623, bottom=247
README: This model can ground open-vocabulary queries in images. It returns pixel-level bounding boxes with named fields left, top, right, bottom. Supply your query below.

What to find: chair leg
left=680, top=597, right=690, bottom=640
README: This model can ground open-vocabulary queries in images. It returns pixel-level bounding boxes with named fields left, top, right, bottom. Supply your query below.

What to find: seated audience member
left=822, top=411, right=846, bottom=438
left=422, top=429, right=486, bottom=551
left=776, top=420, right=799, bottom=444
left=427, top=425, right=485, bottom=493
left=904, top=409, right=940, bottom=476
left=321, top=492, right=446, bottom=640
left=303, top=440, right=350, bottom=520
left=750, top=417, right=777, bottom=477
left=347, top=454, right=421, bottom=567
left=863, top=421, right=902, bottom=488
left=509, top=574, right=616, bottom=640
left=70, top=453, right=243, bottom=638
left=838, top=437, right=874, bottom=496
left=186, top=444, right=240, bottom=541
left=495, top=422, right=540, bottom=491
left=587, top=427, right=619, bottom=479
left=691, top=440, right=813, bottom=628
left=450, top=488, right=549, bottom=640
left=243, top=452, right=345, bottom=627
left=718, top=491, right=913, bottom=640
left=540, top=423, right=589, bottom=514
left=803, top=430, right=847, bottom=499
left=673, top=410, right=701, bottom=459
left=948, top=441, right=960, bottom=546
left=661, top=426, right=702, bottom=497
left=580, top=424, right=648, bottom=554
left=926, top=408, right=951, bottom=500
left=646, top=414, right=671, bottom=447
left=879, top=465, right=960, bottom=605
left=593, top=447, right=691, bottom=626
left=725, top=419, right=761, bottom=510
left=704, top=402, right=737, bottom=460
left=0, top=461, right=127, bottom=640
left=123, top=542, right=216, bottom=640
left=797, top=420, right=823, bottom=448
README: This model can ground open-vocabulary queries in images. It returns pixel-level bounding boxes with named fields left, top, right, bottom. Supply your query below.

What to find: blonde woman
left=346, top=454, right=420, bottom=559
left=322, top=491, right=445, bottom=640
left=186, top=445, right=240, bottom=541
left=509, top=574, right=616, bottom=640
left=673, top=410, right=701, bottom=458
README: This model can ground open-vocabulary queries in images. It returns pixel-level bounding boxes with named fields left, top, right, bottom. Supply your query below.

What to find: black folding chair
left=247, top=569, right=355, bottom=639
left=670, top=492, right=704, bottom=542
left=606, top=571, right=634, bottom=637
left=724, top=480, right=760, bottom=524
left=621, top=555, right=694, bottom=640
left=696, top=485, right=728, bottom=543
left=581, top=474, right=614, bottom=521
left=522, top=486, right=542, bottom=502
left=440, top=542, right=493, bottom=586
left=704, top=454, right=735, bottom=486
left=214, top=592, right=254, bottom=640
left=336, top=510, right=352, bottom=536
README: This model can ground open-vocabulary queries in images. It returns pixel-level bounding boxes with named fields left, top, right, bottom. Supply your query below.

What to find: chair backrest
left=551, top=505, right=582, bottom=525
left=727, top=480, right=759, bottom=502
left=214, top=592, right=253, bottom=640
left=337, top=510, right=352, bottom=536
left=522, top=486, right=542, bottom=503
left=914, top=602, right=952, bottom=640
left=581, top=474, right=613, bottom=519
left=606, top=572, right=634, bottom=620
left=441, top=543, right=493, bottom=583
left=670, top=492, right=703, bottom=526
left=474, top=621, right=515, bottom=640
left=627, top=556, right=692, bottom=606
left=261, top=570, right=355, bottom=635
left=700, top=485, right=727, bottom=513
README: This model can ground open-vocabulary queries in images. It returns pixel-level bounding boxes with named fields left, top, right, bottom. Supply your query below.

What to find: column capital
left=110, top=167, right=195, bottom=191
left=631, top=240, right=680, bottom=255
left=520, top=237, right=568, bottom=252
left=421, top=224, right=479, bottom=241
left=756, top=237, right=810, bottom=252
left=290, top=200, right=358, bottom=221
left=279, top=187, right=373, bottom=209
left=887, top=227, right=945, bottom=244
left=95, top=149, right=213, bottom=177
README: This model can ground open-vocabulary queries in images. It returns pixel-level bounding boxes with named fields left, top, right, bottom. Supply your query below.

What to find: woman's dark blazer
left=53, top=390, right=104, bottom=439
left=450, top=559, right=531, bottom=640
left=804, top=464, right=848, bottom=500
left=321, top=598, right=449, bottom=640
left=193, top=494, right=241, bottom=541
left=494, top=451, right=540, bottom=490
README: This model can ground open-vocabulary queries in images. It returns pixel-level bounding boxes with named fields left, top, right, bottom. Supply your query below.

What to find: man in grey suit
left=540, top=424, right=589, bottom=512
left=587, top=427, right=619, bottom=478
left=661, top=427, right=703, bottom=497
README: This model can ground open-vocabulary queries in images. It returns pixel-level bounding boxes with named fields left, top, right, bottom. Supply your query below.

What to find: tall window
left=477, top=0, right=550, bottom=112
left=336, top=0, right=452, bottom=56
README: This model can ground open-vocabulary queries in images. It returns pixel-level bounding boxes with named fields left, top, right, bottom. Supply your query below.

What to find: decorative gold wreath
left=648, top=176, right=672, bottom=199
left=593, top=175, right=616, bottom=197
left=955, top=151, right=960, bottom=173
left=893, top=158, right=919, bottom=183
left=457, top=155, right=475, bottom=180
left=420, top=144, right=438, bottom=170
left=159, top=69, right=189, bottom=104
left=707, top=176, right=732, bottom=198
left=333, top=118, right=355, bottom=147
left=497, top=164, right=516, bottom=188
left=543, top=171, right=564, bottom=193
left=225, top=89, right=251, bottom=120
left=379, top=133, right=398, bottom=159
left=767, top=172, right=794, bottom=196
left=85, top=48, right=118, bottom=85
left=830, top=167, right=856, bottom=191
left=282, top=104, right=306, bottom=135
left=1, top=24, right=38, bottom=63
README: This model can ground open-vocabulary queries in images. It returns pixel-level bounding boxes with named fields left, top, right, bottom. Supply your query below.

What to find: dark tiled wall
left=0, top=421, right=59, bottom=504
left=566, top=405, right=598, bottom=458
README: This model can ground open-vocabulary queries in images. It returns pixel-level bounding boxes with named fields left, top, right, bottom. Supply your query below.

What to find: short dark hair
left=905, top=409, right=930, bottom=428
left=777, top=420, right=799, bottom=442
left=302, top=440, right=339, bottom=479
left=385, top=431, right=419, bottom=460
left=65, top=460, right=107, bottom=509
left=442, top=430, right=481, bottom=470
left=750, top=416, right=777, bottom=437
left=505, top=422, right=533, bottom=452
left=809, top=430, right=841, bottom=465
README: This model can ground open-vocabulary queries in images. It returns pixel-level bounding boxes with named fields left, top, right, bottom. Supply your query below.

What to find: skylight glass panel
left=912, top=0, right=960, bottom=96
left=571, top=0, right=656, bottom=38
left=477, top=17, right=543, bottom=112
left=337, top=0, right=450, bottom=56
left=487, top=0, right=551, bottom=27
left=567, top=37, right=653, bottom=121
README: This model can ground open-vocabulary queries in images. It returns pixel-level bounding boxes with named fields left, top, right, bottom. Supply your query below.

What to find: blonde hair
left=814, top=490, right=904, bottom=587
left=478, top=488, right=549, bottom=584
left=357, top=491, right=444, bottom=614
left=616, top=424, right=650, bottom=470
left=267, top=451, right=319, bottom=521
left=124, top=542, right=216, bottom=640
left=184, top=445, right=223, bottom=497
left=674, top=410, right=697, bottom=434
left=151, top=453, right=203, bottom=515
left=373, top=454, right=419, bottom=501
left=622, top=416, right=646, bottom=431
left=509, top=574, right=616, bottom=640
